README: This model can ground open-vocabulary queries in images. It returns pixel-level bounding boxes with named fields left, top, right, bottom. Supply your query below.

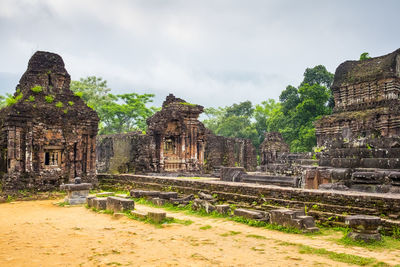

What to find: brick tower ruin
left=147, top=94, right=206, bottom=172
left=313, top=48, right=400, bottom=192
left=0, top=51, right=99, bottom=191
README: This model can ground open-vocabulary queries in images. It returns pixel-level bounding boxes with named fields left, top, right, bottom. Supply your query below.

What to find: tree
left=300, top=65, right=334, bottom=88
left=71, top=76, right=157, bottom=134
left=359, top=52, right=371, bottom=61
left=70, top=76, right=114, bottom=121
left=99, top=93, right=156, bottom=134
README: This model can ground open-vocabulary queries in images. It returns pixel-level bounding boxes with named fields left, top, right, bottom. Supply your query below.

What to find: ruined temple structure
left=147, top=94, right=206, bottom=172
left=97, top=94, right=257, bottom=174
left=260, top=132, right=290, bottom=169
left=312, top=48, right=400, bottom=192
left=0, top=51, right=99, bottom=191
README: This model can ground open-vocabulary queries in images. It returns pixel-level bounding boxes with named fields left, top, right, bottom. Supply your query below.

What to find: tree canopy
left=202, top=65, right=334, bottom=152
left=70, top=76, right=157, bottom=135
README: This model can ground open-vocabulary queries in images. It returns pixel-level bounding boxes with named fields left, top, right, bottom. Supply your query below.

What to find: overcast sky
left=0, top=0, right=399, bottom=108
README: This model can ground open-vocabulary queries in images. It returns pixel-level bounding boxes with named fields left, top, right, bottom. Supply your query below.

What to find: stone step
left=243, top=175, right=299, bottom=187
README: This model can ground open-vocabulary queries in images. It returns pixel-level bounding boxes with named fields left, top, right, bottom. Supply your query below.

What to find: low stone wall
left=98, top=173, right=400, bottom=234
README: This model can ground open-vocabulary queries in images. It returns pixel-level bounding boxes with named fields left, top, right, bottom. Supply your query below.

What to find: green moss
left=63, top=108, right=68, bottom=114
left=68, top=101, right=74, bottom=106
left=74, top=92, right=83, bottom=98
left=55, top=101, right=64, bottom=108
left=31, top=85, right=43, bottom=93
left=28, top=95, right=35, bottom=102
left=179, top=102, right=196, bottom=106
left=45, top=95, right=54, bottom=103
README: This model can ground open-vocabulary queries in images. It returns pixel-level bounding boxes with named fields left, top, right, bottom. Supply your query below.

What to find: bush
left=45, top=95, right=54, bottom=103
left=31, top=85, right=43, bottom=93
left=55, top=101, right=63, bottom=108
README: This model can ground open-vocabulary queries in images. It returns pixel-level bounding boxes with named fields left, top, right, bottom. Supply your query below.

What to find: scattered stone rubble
left=270, top=209, right=319, bottom=233
left=345, top=215, right=382, bottom=242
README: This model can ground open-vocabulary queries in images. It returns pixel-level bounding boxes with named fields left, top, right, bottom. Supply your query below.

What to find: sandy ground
left=0, top=200, right=399, bottom=267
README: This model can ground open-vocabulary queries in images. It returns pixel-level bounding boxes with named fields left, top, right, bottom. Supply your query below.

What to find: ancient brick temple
left=312, top=48, right=400, bottom=192
left=97, top=94, right=257, bottom=174
left=260, top=132, right=290, bottom=168
left=147, top=94, right=206, bottom=172
left=0, top=51, right=99, bottom=191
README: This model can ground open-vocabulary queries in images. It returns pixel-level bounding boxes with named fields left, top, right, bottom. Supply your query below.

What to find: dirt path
left=0, top=200, right=398, bottom=267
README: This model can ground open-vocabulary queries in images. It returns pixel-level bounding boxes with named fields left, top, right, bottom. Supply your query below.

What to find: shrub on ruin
left=55, top=101, right=63, bottom=108
left=45, top=95, right=54, bottom=103
left=31, top=85, right=43, bottom=93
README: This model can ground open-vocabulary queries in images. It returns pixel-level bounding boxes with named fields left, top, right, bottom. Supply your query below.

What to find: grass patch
left=220, top=231, right=241, bottom=237
left=337, top=235, right=400, bottom=251
left=199, top=225, right=212, bottom=230
left=246, top=234, right=267, bottom=239
left=298, top=244, right=378, bottom=266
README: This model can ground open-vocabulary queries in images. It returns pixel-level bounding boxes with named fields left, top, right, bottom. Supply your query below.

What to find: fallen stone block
left=345, top=215, right=381, bottom=242
left=106, top=197, right=134, bottom=212
left=170, top=194, right=194, bottom=205
left=220, top=167, right=245, bottom=182
left=215, top=204, right=231, bottom=215
left=198, top=192, right=214, bottom=201
left=191, top=199, right=215, bottom=213
left=131, top=210, right=148, bottom=220
left=234, top=208, right=264, bottom=220
left=270, top=209, right=318, bottom=232
left=130, top=190, right=161, bottom=198
left=147, top=211, right=167, bottom=223
left=151, top=197, right=167, bottom=206
left=93, top=198, right=107, bottom=210
left=86, top=196, right=96, bottom=207
left=159, top=192, right=178, bottom=200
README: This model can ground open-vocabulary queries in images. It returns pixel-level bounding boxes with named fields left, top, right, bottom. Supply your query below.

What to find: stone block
left=147, top=211, right=166, bottom=223
left=93, top=198, right=107, bottom=210
left=61, top=183, right=92, bottom=205
left=215, top=204, right=231, bottom=215
left=131, top=210, right=148, bottom=220
left=233, top=208, right=264, bottom=220
left=86, top=196, right=96, bottom=207
left=159, top=192, right=178, bottom=200
left=106, top=196, right=134, bottom=212
left=191, top=199, right=215, bottom=213
left=220, top=167, right=245, bottom=182
left=270, top=209, right=318, bottom=232
left=130, top=190, right=161, bottom=198
left=345, top=215, right=381, bottom=242
left=151, top=197, right=167, bottom=206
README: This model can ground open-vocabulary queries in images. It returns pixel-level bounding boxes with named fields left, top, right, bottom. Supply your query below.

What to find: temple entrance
left=163, top=136, right=184, bottom=171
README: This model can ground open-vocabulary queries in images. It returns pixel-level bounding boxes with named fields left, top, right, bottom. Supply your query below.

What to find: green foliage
left=70, top=76, right=157, bottom=134
left=55, top=101, right=63, bottom=108
left=74, top=91, right=83, bottom=98
left=203, top=101, right=259, bottom=147
left=5, top=90, right=23, bottom=106
left=28, top=95, right=35, bottom=102
left=360, top=52, right=371, bottom=61
left=68, top=101, right=74, bottom=106
left=179, top=102, right=196, bottom=106
left=201, top=65, right=333, bottom=152
left=45, top=95, right=54, bottom=103
left=31, top=85, right=43, bottom=93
